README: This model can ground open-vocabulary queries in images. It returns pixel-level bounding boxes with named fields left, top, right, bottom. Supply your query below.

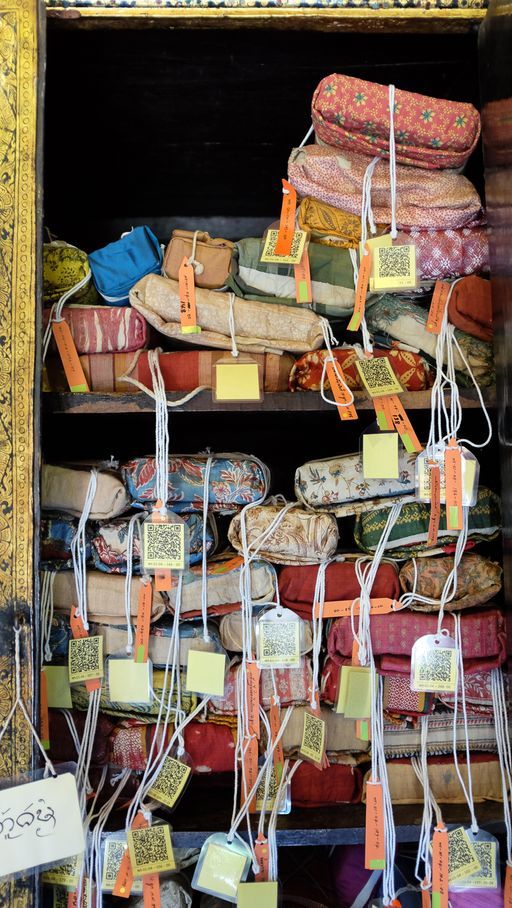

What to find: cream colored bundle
left=51, top=571, right=165, bottom=625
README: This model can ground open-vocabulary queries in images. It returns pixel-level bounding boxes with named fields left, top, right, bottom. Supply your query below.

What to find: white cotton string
left=42, top=270, right=92, bottom=363
left=360, top=156, right=381, bottom=249
left=200, top=456, right=214, bottom=642
left=452, top=333, right=493, bottom=450
left=148, top=350, right=169, bottom=510
left=71, top=469, right=98, bottom=630
left=451, top=613, right=479, bottom=833
left=268, top=759, right=303, bottom=882
left=41, top=570, right=56, bottom=664
left=188, top=230, right=205, bottom=277
left=318, top=317, right=355, bottom=410
left=124, top=514, right=143, bottom=655
left=311, top=561, right=330, bottom=709
left=411, top=716, right=443, bottom=890
left=491, top=668, right=512, bottom=865
left=90, top=769, right=132, bottom=908
left=349, top=247, right=359, bottom=288
left=59, top=708, right=82, bottom=757
left=257, top=708, right=274, bottom=836
left=120, top=349, right=210, bottom=408
left=299, top=123, right=314, bottom=147
left=388, top=85, right=398, bottom=240
left=76, top=686, right=102, bottom=817
left=227, top=293, right=239, bottom=358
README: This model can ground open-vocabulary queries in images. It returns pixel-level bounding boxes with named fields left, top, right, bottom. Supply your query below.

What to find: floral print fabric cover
left=399, top=553, right=502, bottom=611
left=228, top=502, right=339, bottom=564
left=295, top=449, right=417, bottom=515
left=311, top=74, right=481, bottom=169
left=122, top=454, right=269, bottom=513
left=90, top=512, right=215, bottom=572
left=43, top=242, right=98, bottom=307
left=396, top=224, right=489, bottom=280
left=288, top=145, right=483, bottom=230
left=289, top=346, right=432, bottom=393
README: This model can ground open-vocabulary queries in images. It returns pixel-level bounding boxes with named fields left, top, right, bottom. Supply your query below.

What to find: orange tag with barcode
left=313, top=597, right=396, bottom=620
left=255, top=835, right=270, bottom=882
left=241, top=734, right=259, bottom=814
left=52, top=321, right=90, bottom=393
left=40, top=670, right=50, bottom=750
left=69, top=609, right=101, bottom=693
left=426, top=281, right=451, bottom=335
left=179, top=257, right=201, bottom=335
left=365, top=780, right=385, bottom=870
left=246, top=662, right=261, bottom=740
left=505, top=863, right=512, bottom=907
left=294, top=244, right=313, bottom=303
left=427, top=463, right=441, bottom=547
left=383, top=394, right=423, bottom=454
left=325, top=360, right=358, bottom=421
left=348, top=247, right=372, bottom=332
left=275, top=179, right=297, bottom=256
left=143, top=874, right=161, bottom=908
left=445, top=439, right=463, bottom=531
left=135, top=579, right=152, bottom=664
left=269, top=699, right=284, bottom=781
left=431, top=823, right=449, bottom=908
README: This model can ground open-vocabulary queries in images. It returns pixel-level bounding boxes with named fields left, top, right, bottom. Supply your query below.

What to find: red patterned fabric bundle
left=290, top=761, right=363, bottom=807
left=311, top=74, right=480, bottom=169
left=289, top=346, right=431, bottom=394
left=209, top=658, right=313, bottom=715
left=398, top=225, right=489, bottom=280
left=109, top=720, right=236, bottom=773
left=279, top=561, right=400, bottom=620
left=49, top=710, right=114, bottom=765
left=43, top=304, right=148, bottom=354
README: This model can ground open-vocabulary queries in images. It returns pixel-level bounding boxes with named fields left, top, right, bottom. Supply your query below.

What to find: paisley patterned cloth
left=298, top=197, right=375, bottom=248
left=122, top=454, right=269, bottom=513
left=354, top=487, right=501, bottom=557
left=295, top=450, right=417, bottom=515
left=41, top=514, right=89, bottom=567
left=365, top=295, right=495, bottom=387
left=209, top=658, right=314, bottom=714
left=228, top=502, right=339, bottom=564
left=311, top=74, right=481, bottom=169
left=289, top=346, right=432, bottom=394
left=399, top=553, right=502, bottom=611
left=43, top=304, right=148, bottom=354
left=363, top=756, right=503, bottom=805
left=279, top=561, right=400, bottom=620
left=288, top=145, right=483, bottom=230
left=43, top=242, right=98, bottom=307
left=90, top=512, right=215, bottom=572
left=440, top=669, right=507, bottom=714
left=396, top=224, right=489, bottom=280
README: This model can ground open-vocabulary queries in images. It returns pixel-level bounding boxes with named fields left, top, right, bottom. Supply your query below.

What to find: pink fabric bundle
left=397, top=225, right=489, bottom=280
left=43, top=305, right=148, bottom=354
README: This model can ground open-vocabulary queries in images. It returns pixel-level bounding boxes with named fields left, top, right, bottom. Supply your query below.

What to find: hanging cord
left=148, top=350, right=169, bottom=511
left=89, top=769, right=132, bottom=908
left=188, top=230, right=205, bottom=277
left=41, top=570, right=56, bottom=664
left=200, top=456, right=214, bottom=641
left=360, top=156, right=381, bottom=249
left=267, top=758, right=303, bottom=882
left=59, top=708, right=82, bottom=757
left=124, top=514, right=143, bottom=655
left=299, top=124, right=314, bottom=147
left=119, top=348, right=209, bottom=407
left=491, top=668, right=512, bottom=867
left=388, top=84, right=398, bottom=240
left=411, top=716, right=443, bottom=892
left=228, top=293, right=239, bottom=358
left=42, top=270, right=92, bottom=363
left=75, top=687, right=102, bottom=817
left=71, top=469, right=98, bottom=630
left=451, top=613, right=479, bottom=833
left=310, top=560, right=331, bottom=708
left=318, top=318, right=355, bottom=410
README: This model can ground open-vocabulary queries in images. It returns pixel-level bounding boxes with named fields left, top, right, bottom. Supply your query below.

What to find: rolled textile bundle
left=89, top=619, right=224, bottom=667
left=43, top=304, right=148, bottom=354
left=396, top=224, right=489, bottom=280
left=52, top=570, right=166, bottom=625
left=365, top=295, right=495, bottom=387
left=383, top=715, right=498, bottom=758
left=295, top=450, right=417, bottom=517
left=281, top=705, right=369, bottom=754
left=447, top=275, right=493, bottom=342
left=209, top=657, right=313, bottom=715
left=290, top=761, right=363, bottom=807
left=130, top=274, right=325, bottom=355
left=41, top=514, right=89, bottom=567
left=278, top=561, right=400, bottom=620
left=43, top=241, right=99, bottom=307
left=298, top=196, right=379, bottom=249
left=399, top=553, right=502, bottom=612
left=354, top=487, right=501, bottom=558
left=48, top=709, right=114, bottom=765
left=228, top=502, right=339, bottom=565
left=165, top=558, right=275, bottom=619
left=289, top=346, right=432, bottom=394
left=362, top=755, right=504, bottom=805
left=311, top=74, right=480, bottom=169
left=72, top=668, right=196, bottom=720
left=439, top=669, right=505, bottom=715
left=327, top=607, right=507, bottom=675
left=122, top=453, right=269, bottom=513
left=109, top=720, right=237, bottom=774
left=219, top=612, right=313, bottom=656
left=227, top=237, right=355, bottom=316
left=123, top=349, right=294, bottom=393
left=90, top=512, right=215, bottom=572
left=42, top=465, right=131, bottom=521
left=288, top=145, right=482, bottom=230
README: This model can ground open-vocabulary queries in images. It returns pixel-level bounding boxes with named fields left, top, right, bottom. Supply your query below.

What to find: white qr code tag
left=142, top=509, right=189, bottom=573
left=148, top=755, right=192, bottom=809
left=299, top=710, right=326, bottom=766
left=411, top=632, right=458, bottom=693
left=447, top=827, right=481, bottom=883
left=257, top=608, right=302, bottom=669
left=68, top=636, right=103, bottom=684
left=127, top=823, right=175, bottom=876
left=372, top=243, right=417, bottom=291
left=451, top=833, right=499, bottom=890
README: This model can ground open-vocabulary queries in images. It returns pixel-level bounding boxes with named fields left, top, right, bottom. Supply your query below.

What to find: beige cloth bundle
left=42, top=465, right=130, bottom=520
left=219, top=611, right=313, bottom=655
left=167, top=560, right=275, bottom=616
left=52, top=571, right=165, bottom=625
left=282, top=706, right=369, bottom=754
left=363, top=757, right=504, bottom=804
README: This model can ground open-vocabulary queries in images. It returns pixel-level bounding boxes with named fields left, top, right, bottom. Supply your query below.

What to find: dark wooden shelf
left=43, top=387, right=495, bottom=416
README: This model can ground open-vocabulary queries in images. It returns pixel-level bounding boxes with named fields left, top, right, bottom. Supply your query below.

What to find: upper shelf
left=45, top=5, right=486, bottom=33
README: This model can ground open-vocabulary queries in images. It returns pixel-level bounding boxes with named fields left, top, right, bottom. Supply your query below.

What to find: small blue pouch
left=89, top=226, right=163, bottom=306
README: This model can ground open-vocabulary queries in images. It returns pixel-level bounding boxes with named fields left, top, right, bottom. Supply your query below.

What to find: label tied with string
left=241, top=734, right=259, bottom=814
left=362, top=430, right=399, bottom=480
left=245, top=661, right=261, bottom=739
left=69, top=610, right=102, bottom=692
left=148, top=754, right=192, bottom=809
left=348, top=245, right=372, bottom=332
left=314, top=597, right=397, bottom=620
left=113, top=811, right=148, bottom=899
left=179, top=256, right=201, bottom=335
left=102, top=840, right=143, bottom=894
left=415, top=447, right=479, bottom=507
left=108, top=657, right=152, bottom=705
left=421, top=881, right=431, bottom=908
left=135, top=579, right=152, bottom=664
left=127, top=822, right=175, bottom=876
left=431, top=823, right=448, bottom=908
left=142, top=509, right=188, bottom=574
left=356, top=357, right=404, bottom=399
left=51, top=320, right=90, bottom=393
left=336, top=665, right=371, bottom=719
left=425, top=461, right=442, bottom=548
left=68, top=629, right=103, bottom=686
left=445, top=439, right=463, bottom=532
left=411, top=632, right=457, bottom=693
left=294, top=242, right=313, bottom=304
left=427, top=281, right=451, bottom=335
left=447, top=827, right=481, bottom=884
left=299, top=709, right=326, bottom=767
left=376, top=395, right=423, bottom=455
left=256, top=607, right=302, bottom=670
left=143, top=874, right=161, bottom=908
left=275, top=178, right=297, bottom=257
left=192, top=833, right=252, bottom=901
left=213, top=354, right=262, bottom=402
left=372, top=243, right=417, bottom=292
left=254, top=834, right=270, bottom=882
left=451, top=830, right=499, bottom=891
left=325, top=360, right=358, bottom=421
left=505, top=864, right=512, bottom=907
left=365, top=780, right=386, bottom=870
left=269, top=698, right=284, bottom=782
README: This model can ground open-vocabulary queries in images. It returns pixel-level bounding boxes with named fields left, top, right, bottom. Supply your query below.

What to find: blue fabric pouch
left=89, top=226, right=163, bottom=305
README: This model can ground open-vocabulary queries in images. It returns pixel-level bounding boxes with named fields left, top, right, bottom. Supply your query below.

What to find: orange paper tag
left=505, top=863, right=512, bottom=908
left=135, top=579, right=152, bottom=663
left=421, top=883, right=431, bottom=908
left=383, top=394, right=423, bottom=454
left=348, top=247, right=372, bottom=332
left=431, top=823, right=449, bottom=908
left=374, top=397, right=393, bottom=431
left=275, top=179, right=297, bottom=256
left=241, top=734, right=259, bottom=814
left=269, top=699, right=284, bottom=781
left=427, top=463, right=441, bottom=548
left=325, top=360, right=358, bottom=421
left=294, top=244, right=313, bottom=304
left=444, top=439, right=463, bottom=531
left=246, top=662, right=261, bottom=740
left=427, top=281, right=451, bottom=335
left=365, top=780, right=385, bottom=870
left=113, top=812, right=147, bottom=898
left=52, top=320, right=90, bottom=393
left=143, top=874, right=161, bottom=908
left=313, top=597, right=396, bottom=620
left=352, top=639, right=362, bottom=667
left=40, top=670, right=50, bottom=750
left=69, top=609, right=101, bottom=693
left=255, top=835, right=270, bottom=882
left=179, top=257, right=200, bottom=334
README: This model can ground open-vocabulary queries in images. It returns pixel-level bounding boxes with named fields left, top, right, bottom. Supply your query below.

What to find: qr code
left=130, top=826, right=173, bottom=874
left=260, top=621, right=299, bottom=665
left=417, top=649, right=454, bottom=684
left=102, top=840, right=142, bottom=893
left=256, top=766, right=279, bottom=809
left=356, top=357, right=401, bottom=395
left=448, top=827, right=480, bottom=882
left=462, top=841, right=497, bottom=888
left=300, top=712, right=325, bottom=762
left=377, top=245, right=413, bottom=278
left=143, top=522, right=184, bottom=570
left=69, top=635, right=103, bottom=682
left=148, top=756, right=190, bottom=808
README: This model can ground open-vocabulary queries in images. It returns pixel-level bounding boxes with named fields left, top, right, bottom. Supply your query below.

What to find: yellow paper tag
left=143, top=522, right=185, bottom=571
left=455, top=840, right=497, bottom=889
left=447, top=827, right=481, bottom=883
left=238, top=881, right=279, bottom=907
left=258, top=620, right=300, bottom=668
left=300, top=711, right=326, bottom=764
left=362, top=433, right=399, bottom=480
left=344, top=667, right=372, bottom=719
left=260, top=229, right=307, bottom=265
left=413, top=645, right=457, bottom=693
left=196, top=843, right=248, bottom=899
left=355, top=358, right=404, bottom=398
left=42, top=854, right=82, bottom=887
left=108, top=659, right=152, bottom=704
left=68, top=636, right=103, bottom=684
left=336, top=665, right=367, bottom=714
left=361, top=235, right=393, bottom=285
left=0, top=773, right=84, bottom=878
left=43, top=665, right=73, bottom=709
left=186, top=650, right=226, bottom=697
left=372, top=244, right=417, bottom=290
left=215, top=362, right=261, bottom=402
left=127, top=824, right=175, bottom=876
left=101, top=840, right=143, bottom=893
left=148, top=756, right=191, bottom=809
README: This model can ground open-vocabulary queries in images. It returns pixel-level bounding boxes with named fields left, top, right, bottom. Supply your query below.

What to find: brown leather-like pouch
left=163, top=229, right=234, bottom=289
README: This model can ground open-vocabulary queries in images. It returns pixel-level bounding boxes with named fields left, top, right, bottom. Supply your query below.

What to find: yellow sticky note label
left=372, top=243, right=417, bottom=290
left=455, top=840, right=497, bottom=889
left=359, top=233, right=392, bottom=262
left=336, top=665, right=355, bottom=714
left=127, top=824, right=175, bottom=876
left=196, top=843, right=248, bottom=899
left=68, top=635, right=103, bottom=684
left=143, top=522, right=185, bottom=570
left=447, top=827, right=481, bottom=883
left=344, top=667, right=372, bottom=719
left=300, top=712, right=325, bottom=764
left=362, top=433, right=399, bottom=480
left=215, top=362, right=261, bottom=402
left=101, top=840, right=142, bottom=893
left=355, top=357, right=404, bottom=399
left=238, top=881, right=279, bottom=907
left=413, top=645, right=457, bottom=693
left=258, top=620, right=300, bottom=668
left=148, top=756, right=191, bottom=809
left=186, top=650, right=226, bottom=697
left=42, top=854, right=82, bottom=887
left=0, top=773, right=84, bottom=878
left=260, top=229, right=307, bottom=265
left=43, top=665, right=73, bottom=709
left=108, top=659, right=152, bottom=704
